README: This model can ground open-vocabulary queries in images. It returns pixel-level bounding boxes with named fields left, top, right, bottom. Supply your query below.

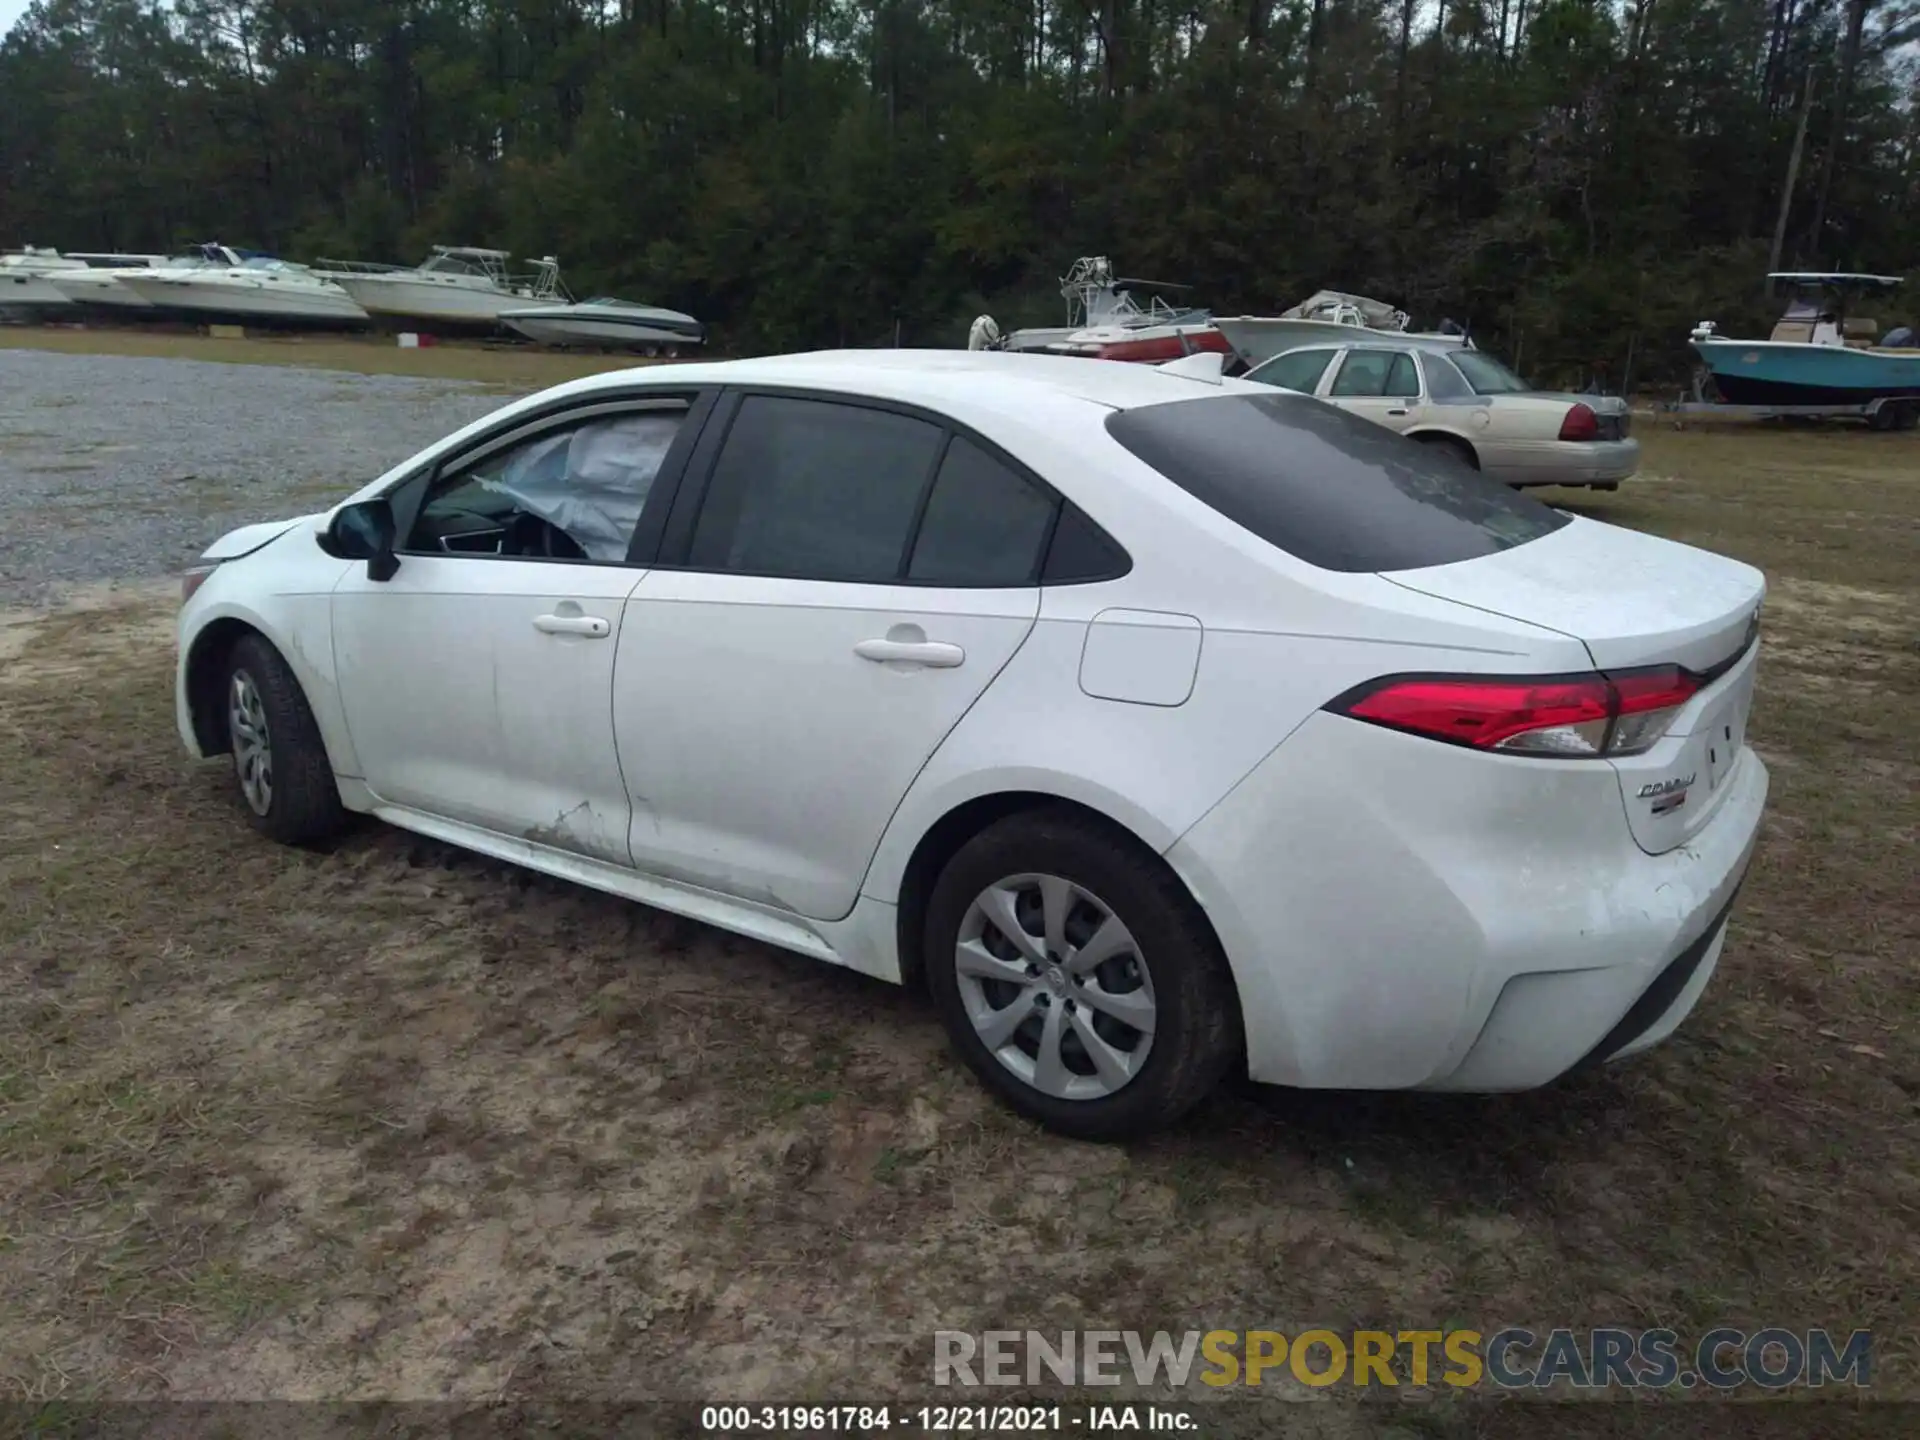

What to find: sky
left=0, top=0, right=31, bottom=43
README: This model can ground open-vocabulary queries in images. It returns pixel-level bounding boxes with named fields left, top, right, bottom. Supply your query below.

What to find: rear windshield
left=1104, top=391, right=1569, bottom=573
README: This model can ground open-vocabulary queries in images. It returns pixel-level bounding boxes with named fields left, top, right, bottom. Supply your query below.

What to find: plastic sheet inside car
left=480, top=411, right=681, bottom=561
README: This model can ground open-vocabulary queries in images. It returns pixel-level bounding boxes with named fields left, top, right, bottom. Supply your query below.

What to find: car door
left=1324, top=348, right=1425, bottom=433
left=331, top=395, right=701, bottom=864
left=612, top=390, right=1053, bottom=921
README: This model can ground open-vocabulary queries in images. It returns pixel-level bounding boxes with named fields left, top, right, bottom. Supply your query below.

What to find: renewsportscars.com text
left=933, top=1327, right=1871, bottom=1391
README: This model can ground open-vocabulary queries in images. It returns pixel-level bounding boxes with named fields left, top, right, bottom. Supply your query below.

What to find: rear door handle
left=855, top=638, right=965, bottom=668
left=534, top=612, right=611, bottom=638
left=1386, top=407, right=1410, bottom=416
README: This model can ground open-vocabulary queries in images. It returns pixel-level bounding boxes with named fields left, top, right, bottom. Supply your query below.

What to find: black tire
left=923, top=807, right=1242, bottom=1141
left=1413, top=432, right=1480, bottom=470
left=223, top=634, right=349, bottom=845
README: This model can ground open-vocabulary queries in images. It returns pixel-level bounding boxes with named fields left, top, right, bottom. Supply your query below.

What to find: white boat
left=968, top=256, right=1231, bottom=363
left=119, top=256, right=370, bottom=328
left=47, top=247, right=232, bottom=314
left=316, top=246, right=567, bottom=331
left=500, top=297, right=705, bottom=353
left=0, top=247, right=89, bottom=315
left=1213, top=291, right=1470, bottom=366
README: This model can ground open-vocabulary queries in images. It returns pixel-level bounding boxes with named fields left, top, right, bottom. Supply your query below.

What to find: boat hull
left=1693, top=338, right=1920, bottom=405
left=48, top=273, right=158, bottom=312
left=1045, top=325, right=1232, bottom=362
left=119, top=277, right=369, bottom=329
left=1213, top=315, right=1468, bottom=365
left=331, top=276, right=527, bottom=330
left=0, top=273, right=79, bottom=313
left=502, top=311, right=704, bottom=350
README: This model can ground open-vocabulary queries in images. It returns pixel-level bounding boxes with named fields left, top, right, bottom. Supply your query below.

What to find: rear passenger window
left=1247, top=347, right=1335, bottom=394
left=1330, top=350, right=1396, bottom=397
left=907, top=437, right=1056, bottom=586
left=1104, top=392, right=1569, bottom=573
left=688, top=396, right=942, bottom=581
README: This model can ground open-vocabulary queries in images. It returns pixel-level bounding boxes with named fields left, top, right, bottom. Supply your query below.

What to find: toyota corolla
left=175, top=351, right=1768, bottom=1139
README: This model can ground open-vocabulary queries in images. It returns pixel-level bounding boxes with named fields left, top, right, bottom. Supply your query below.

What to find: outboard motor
left=967, top=315, right=1003, bottom=351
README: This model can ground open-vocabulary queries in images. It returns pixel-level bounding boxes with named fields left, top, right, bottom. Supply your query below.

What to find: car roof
left=548, top=348, right=1256, bottom=415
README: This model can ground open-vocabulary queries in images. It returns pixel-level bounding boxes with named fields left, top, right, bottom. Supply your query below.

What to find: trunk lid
left=1383, top=516, right=1765, bottom=853
left=1512, top=392, right=1632, bottom=438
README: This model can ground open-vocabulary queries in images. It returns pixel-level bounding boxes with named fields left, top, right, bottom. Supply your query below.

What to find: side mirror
left=326, top=498, right=400, bottom=581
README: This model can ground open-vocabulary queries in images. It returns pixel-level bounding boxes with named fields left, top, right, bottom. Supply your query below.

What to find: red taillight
left=1607, top=665, right=1701, bottom=754
left=181, top=564, right=218, bottom=604
left=1331, top=666, right=1701, bottom=757
left=1558, top=402, right=1600, bottom=441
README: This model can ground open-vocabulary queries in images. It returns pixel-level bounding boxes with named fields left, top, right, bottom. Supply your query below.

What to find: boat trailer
left=1662, top=371, right=1920, bottom=430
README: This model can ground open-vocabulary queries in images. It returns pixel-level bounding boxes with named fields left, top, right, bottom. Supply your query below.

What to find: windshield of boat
left=425, top=251, right=504, bottom=277
left=1448, top=350, right=1533, bottom=395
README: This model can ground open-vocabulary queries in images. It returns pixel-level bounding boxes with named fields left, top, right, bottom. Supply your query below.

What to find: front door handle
left=855, top=638, right=965, bottom=668
left=534, top=612, right=611, bottom=638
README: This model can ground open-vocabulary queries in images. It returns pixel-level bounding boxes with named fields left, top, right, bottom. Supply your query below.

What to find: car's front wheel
left=924, top=808, right=1241, bottom=1140
left=223, top=634, right=349, bottom=845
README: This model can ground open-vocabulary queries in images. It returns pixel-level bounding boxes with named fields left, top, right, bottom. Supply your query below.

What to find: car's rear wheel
left=924, top=808, right=1240, bottom=1140
left=224, top=634, right=348, bottom=845
left=1414, top=432, right=1480, bottom=471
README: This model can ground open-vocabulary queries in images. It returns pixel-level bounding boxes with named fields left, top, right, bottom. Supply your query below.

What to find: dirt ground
left=0, top=336, right=1916, bottom=1434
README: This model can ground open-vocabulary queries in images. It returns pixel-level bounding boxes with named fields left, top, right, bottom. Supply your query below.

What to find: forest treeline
left=2, top=0, right=1917, bottom=384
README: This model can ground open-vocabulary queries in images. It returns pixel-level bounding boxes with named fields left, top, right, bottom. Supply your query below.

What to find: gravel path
left=0, top=349, right=510, bottom=607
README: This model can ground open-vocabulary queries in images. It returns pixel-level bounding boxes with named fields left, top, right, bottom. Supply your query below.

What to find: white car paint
left=176, top=349, right=1767, bottom=1099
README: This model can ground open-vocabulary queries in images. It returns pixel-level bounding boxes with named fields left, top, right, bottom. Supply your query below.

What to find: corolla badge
left=1638, top=773, right=1696, bottom=816
left=1637, top=775, right=1696, bottom=799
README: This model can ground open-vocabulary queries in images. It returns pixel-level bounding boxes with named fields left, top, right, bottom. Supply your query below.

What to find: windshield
left=1449, top=351, right=1533, bottom=395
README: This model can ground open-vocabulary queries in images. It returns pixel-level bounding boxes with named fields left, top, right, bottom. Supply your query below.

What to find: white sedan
left=1244, top=340, right=1641, bottom=489
left=176, top=351, right=1766, bottom=1139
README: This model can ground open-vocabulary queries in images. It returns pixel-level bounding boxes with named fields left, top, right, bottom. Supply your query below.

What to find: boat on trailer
left=968, top=257, right=1230, bottom=362
left=500, top=297, right=705, bottom=354
left=1686, top=272, right=1919, bottom=428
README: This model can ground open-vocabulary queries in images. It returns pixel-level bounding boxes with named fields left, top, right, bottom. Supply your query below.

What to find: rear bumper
left=1485, top=437, right=1640, bottom=487
left=1165, top=711, right=1768, bottom=1091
